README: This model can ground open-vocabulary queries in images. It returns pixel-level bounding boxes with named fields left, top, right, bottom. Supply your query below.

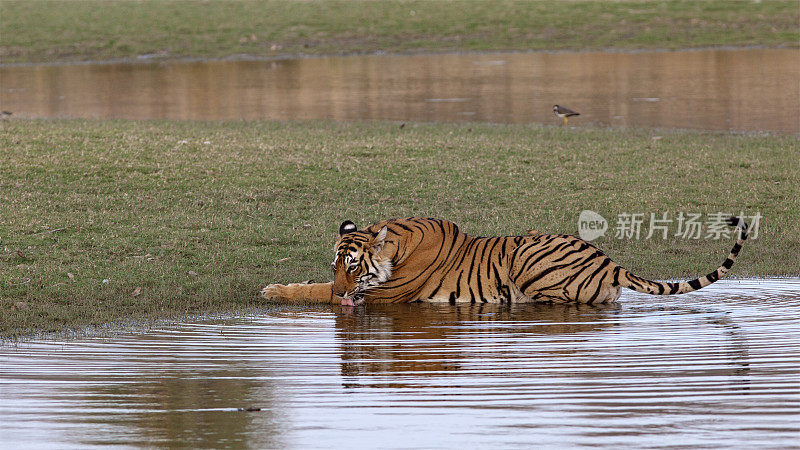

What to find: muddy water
left=1, top=49, right=798, bottom=133
left=1, top=279, right=798, bottom=448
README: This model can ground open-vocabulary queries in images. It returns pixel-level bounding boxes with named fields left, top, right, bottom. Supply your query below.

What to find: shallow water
left=2, top=49, right=798, bottom=133
left=1, top=279, right=798, bottom=448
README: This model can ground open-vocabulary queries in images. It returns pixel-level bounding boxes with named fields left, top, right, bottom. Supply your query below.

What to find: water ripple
left=1, top=279, right=798, bottom=448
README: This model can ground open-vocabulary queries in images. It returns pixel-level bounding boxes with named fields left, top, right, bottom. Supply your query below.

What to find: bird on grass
left=553, top=105, right=579, bottom=125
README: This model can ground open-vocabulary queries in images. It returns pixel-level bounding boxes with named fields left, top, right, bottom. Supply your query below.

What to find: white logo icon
left=578, top=210, right=608, bottom=241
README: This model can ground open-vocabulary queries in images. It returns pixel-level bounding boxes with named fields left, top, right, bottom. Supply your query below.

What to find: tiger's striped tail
left=614, top=216, right=749, bottom=295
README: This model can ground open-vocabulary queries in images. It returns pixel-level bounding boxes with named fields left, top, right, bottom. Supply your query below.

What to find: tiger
left=260, top=216, right=748, bottom=306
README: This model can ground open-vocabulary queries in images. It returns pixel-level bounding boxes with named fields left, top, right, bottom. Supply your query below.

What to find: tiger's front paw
left=261, top=283, right=290, bottom=301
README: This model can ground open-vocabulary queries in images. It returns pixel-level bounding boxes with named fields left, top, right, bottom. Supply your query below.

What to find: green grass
left=1, top=119, right=798, bottom=338
left=1, top=0, right=798, bottom=64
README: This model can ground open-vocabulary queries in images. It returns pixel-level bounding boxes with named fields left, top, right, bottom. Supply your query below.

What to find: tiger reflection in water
left=334, top=302, right=616, bottom=387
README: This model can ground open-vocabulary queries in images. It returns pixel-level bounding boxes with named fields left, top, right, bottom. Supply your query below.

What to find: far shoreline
left=2, top=44, right=797, bottom=69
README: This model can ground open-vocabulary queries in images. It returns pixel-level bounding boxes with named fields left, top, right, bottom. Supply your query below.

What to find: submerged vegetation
left=1, top=0, right=798, bottom=64
left=1, top=119, right=798, bottom=338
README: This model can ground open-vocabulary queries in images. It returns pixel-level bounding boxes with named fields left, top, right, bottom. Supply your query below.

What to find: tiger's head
left=332, top=220, right=392, bottom=306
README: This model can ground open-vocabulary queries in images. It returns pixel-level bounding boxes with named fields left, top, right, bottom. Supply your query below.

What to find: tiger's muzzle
left=340, top=291, right=365, bottom=307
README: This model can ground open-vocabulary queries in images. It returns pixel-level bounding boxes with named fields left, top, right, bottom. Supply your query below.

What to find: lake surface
left=1, top=279, right=798, bottom=448
left=1, top=49, right=798, bottom=133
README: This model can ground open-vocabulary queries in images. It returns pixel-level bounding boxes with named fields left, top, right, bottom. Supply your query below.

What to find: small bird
left=553, top=105, right=579, bottom=125
left=0, top=111, right=12, bottom=120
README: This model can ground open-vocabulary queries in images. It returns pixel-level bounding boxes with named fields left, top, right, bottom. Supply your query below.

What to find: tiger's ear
left=339, top=220, right=357, bottom=236
left=371, top=226, right=388, bottom=252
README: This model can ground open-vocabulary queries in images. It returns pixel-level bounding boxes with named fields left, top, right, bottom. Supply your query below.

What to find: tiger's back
left=362, top=218, right=525, bottom=303
left=360, top=218, right=621, bottom=304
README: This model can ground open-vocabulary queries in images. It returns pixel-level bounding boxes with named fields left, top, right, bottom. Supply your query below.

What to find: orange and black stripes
left=614, top=216, right=749, bottom=296
left=320, top=216, right=750, bottom=305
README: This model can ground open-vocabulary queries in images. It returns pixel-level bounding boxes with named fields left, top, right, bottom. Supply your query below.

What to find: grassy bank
left=1, top=119, right=798, bottom=338
left=2, top=0, right=798, bottom=64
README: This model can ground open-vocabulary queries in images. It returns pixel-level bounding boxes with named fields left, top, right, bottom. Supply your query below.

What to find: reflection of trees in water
left=72, top=335, right=285, bottom=448
left=335, top=303, right=619, bottom=387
